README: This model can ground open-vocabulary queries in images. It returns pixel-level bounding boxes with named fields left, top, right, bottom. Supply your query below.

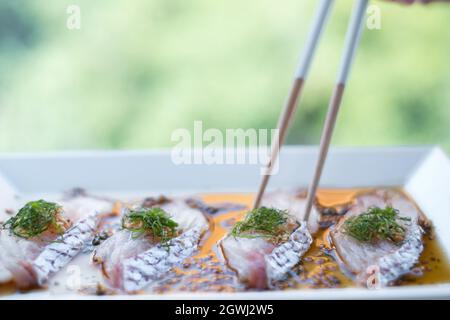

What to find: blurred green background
left=0, top=0, right=449, bottom=152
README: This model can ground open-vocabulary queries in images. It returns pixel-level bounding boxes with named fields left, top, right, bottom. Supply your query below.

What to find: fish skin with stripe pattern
left=0, top=196, right=114, bottom=289
left=122, top=227, right=202, bottom=292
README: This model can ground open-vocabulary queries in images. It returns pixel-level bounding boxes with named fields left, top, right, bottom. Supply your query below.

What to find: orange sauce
left=198, top=193, right=253, bottom=258
left=0, top=282, right=15, bottom=296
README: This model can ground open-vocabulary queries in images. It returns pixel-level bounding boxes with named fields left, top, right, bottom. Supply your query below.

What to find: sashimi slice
left=0, top=195, right=114, bottom=289
left=122, top=227, right=202, bottom=292
left=261, top=190, right=320, bottom=233
left=221, top=206, right=312, bottom=289
left=93, top=197, right=209, bottom=291
left=0, top=263, right=12, bottom=283
left=32, top=215, right=97, bottom=285
left=330, top=190, right=424, bottom=287
left=220, top=236, right=275, bottom=289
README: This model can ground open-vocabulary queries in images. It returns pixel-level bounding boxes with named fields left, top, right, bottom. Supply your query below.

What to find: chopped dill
left=343, top=206, right=411, bottom=245
left=122, top=207, right=178, bottom=245
left=2, top=200, right=64, bottom=239
left=231, top=207, right=291, bottom=239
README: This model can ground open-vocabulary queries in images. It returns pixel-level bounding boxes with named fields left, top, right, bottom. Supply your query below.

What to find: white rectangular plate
left=0, top=146, right=449, bottom=299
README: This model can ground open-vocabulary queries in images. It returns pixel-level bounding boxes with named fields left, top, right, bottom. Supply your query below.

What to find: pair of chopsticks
left=253, top=0, right=369, bottom=223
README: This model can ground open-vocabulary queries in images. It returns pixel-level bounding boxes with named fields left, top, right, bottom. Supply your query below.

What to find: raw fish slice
left=221, top=223, right=312, bottom=289
left=221, top=203, right=313, bottom=289
left=330, top=190, right=424, bottom=287
left=220, top=236, right=275, bottom=289
left=0, top=176, right=19, bottom=285
left=160, top=200, right=209, bottom=231
left=93, top=230, right=158, bottom=288
left=0, top=196, right=114, bottom=288
left=94, top=197, right=209, bottom=289
left=0, top=230, right=42, bottom=287
left=32, top=215, right=97, bottom=285
left=0, top=263, right=11, bottom=283
left=122, top=227, right=202, bottom=292
left=265, top=222, right=312, bottom=282
left=60, top=196, right=116, bottom=225
left=262, top=191, right=320, bottom=233
left=32, top=197, right=115, bottom=285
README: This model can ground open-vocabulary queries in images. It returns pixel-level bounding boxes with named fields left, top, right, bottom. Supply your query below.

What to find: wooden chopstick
left=303, top=0, right=369, bottom=222
left=253, top=0, right=334, bottom=210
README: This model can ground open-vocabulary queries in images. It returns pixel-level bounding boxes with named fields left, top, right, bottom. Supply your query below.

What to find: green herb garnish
left=231, top=207, right=292, bottom=240
left=3, top=200, right=65, bottom=239
left=122, top=207, right=178, bottom=244
left=343, top=206, right=411, bottom=245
